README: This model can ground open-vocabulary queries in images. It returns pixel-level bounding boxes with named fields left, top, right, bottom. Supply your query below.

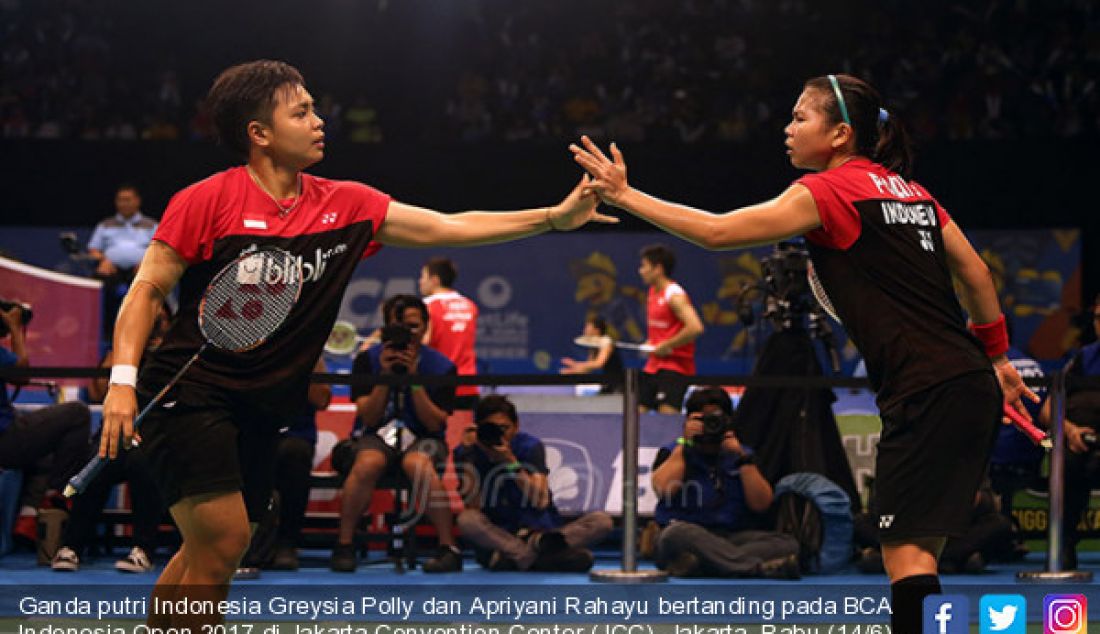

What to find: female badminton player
left=98, top=59, right=612, bottom=629
left=571, top=74, right=1037, bottom=633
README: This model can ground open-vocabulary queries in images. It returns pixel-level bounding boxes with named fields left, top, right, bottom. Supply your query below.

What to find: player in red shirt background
left=420, top=257, right=479, bottom=409
left=572, top=74, right=1035, bottom=633
left=637, top=244, right=704, bottom=414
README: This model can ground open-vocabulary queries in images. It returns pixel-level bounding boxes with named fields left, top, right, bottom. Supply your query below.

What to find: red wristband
left=970, top=314, right=1009, bottom=358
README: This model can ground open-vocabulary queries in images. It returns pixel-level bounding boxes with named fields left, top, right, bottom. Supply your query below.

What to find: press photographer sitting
left=651, top=387, right=800, bottom=578
left=331, top=294, right=461, bottom=573
left=454, top=395, right=612, bottom=571
left=0, top=300, right=91, bottom=511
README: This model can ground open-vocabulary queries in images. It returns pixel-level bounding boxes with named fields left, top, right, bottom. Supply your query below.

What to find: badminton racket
left=573, top=335, right=655, bottom=353
left=65, top=247, right=304, bottom=497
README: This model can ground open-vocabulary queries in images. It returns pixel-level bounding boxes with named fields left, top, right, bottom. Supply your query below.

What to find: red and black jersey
left=139, top=166, right=390, bottom=413
left=797, top=157, right=989, bottom=411
left=644, top=282, right=696, bottom=375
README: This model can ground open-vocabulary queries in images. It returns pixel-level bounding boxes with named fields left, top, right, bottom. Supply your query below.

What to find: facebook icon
left=924, top=595, right=970, bottom=634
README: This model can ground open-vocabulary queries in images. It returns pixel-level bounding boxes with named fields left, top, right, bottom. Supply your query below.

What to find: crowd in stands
left=2, top=0, right=1097, bottom=144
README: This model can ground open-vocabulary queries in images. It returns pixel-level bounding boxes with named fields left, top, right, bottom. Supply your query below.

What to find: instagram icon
left=1045, top=595, right=1087, bottom=634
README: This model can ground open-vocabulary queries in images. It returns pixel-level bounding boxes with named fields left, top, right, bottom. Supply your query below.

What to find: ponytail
left=873, top=109, right=913, bottom=178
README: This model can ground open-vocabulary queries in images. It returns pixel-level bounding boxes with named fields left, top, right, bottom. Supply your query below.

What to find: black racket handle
left=64, top=347, right=206, bottom=497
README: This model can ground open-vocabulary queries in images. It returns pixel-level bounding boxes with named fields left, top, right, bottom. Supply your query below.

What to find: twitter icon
left=981, top=595, right=1027, bottom=634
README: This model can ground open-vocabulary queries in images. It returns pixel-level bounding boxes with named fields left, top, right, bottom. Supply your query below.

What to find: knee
left=658, top=522, right=697, bottom=548
left=402, top=453, right=438, bottom=483
left=591, top=512, right=614, bottom=535
left=188, top=525, right=251, bottom=580
left=456, top=509, right=482, bottom=532
left=348, top=451, right=385, bottom=484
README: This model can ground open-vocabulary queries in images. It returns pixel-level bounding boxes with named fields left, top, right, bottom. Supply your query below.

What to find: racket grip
left=1003, top=403, right=1050, bottom=449
left=64, top=455, right=107, bottom=498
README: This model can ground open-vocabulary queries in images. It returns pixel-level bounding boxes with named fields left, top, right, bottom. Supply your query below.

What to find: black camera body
left=693, top=411, right=735, bottom=445
left=476, top=422, right=506, bottom=447
left=380, top=323, right=414, bottom=374
left=0, top=299, right=33, bottom=338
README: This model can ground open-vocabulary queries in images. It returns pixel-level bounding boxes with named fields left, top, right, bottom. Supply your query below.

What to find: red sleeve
left=795, top=173, right=861, bottom=250
left=152, top=177, right=220, bottom=264
left=345, top=182, right=391, bottom=260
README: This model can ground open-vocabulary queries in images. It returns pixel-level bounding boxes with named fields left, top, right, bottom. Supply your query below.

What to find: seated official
left=331, top=294, right=461, bottom=573
left=454, top=395, right=612, bottom=571
left=1041, top=295, right=1100, bottom=570
left=651, top=386, right=800, bottom=578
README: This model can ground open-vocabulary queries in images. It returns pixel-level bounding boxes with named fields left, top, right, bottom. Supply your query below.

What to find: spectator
left=650, top=386, right=800, bottom=578
left=331, top=295, right=461, bottom=573
left=454, top=395, right=612, bottom=571
left=87, top=183, right=157, bottom=337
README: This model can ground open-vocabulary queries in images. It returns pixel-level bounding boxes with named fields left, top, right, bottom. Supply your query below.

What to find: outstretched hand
left=570, top=135, right=630, bottom=207
left=547, top=174, right=619, bottom=231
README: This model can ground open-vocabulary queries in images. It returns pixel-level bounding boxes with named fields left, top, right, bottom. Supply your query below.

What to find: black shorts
left=135, top=382, right=286, bottom=522
left=639, top=369, right=690, bottom=411
left=331, top=433, right=448, bottom=481
left=874, top=370, right=1001, bottom=541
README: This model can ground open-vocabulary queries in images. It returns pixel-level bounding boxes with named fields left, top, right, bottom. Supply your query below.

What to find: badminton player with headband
left=572, top=74, right=1037, bottom=633
left=99, top=60, right=613, bottom=630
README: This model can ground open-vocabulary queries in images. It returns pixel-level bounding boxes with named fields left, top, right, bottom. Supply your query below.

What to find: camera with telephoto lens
left=0, top=299, right=32, bottom=338
left=476, top=420, right=506, bottom=447
left=693, top=410, right=735, bottom=446
left=380, top=323, right=413, bottom=374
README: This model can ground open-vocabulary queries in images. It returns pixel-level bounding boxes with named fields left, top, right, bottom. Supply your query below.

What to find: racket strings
left=200, top=250, right=303, bottom=351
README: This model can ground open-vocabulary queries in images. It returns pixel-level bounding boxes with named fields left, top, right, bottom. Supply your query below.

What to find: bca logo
left=879, top=515, right=895, bottom=529
left=321, top=211, right=338, bottom=225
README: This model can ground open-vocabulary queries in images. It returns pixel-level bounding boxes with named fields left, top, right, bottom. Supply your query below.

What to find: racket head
left=325, top=320, right=362, bottom=356
left=197, top=247, right=304, bottom=352
left=807, top=262, right=840, bottom=322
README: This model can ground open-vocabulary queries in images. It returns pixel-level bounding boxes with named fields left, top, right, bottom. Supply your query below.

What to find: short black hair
left=640, top=244, right=676, bottom=276
left=475, top=394, right=518, bottom=424
left=424, top=257, right=457, bottom=288
left=116, top=182, right=140, bottom=197
left=382, top=294, right=428, bottom=324
left=589, top=315, right=609, bottom=335
left=205, top=60, right=305, bottom=159
left=684, top=386, right=734, bottom=417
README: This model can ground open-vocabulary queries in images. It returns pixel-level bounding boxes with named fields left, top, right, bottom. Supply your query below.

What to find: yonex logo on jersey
left=879, top=515, right=894, bottom=529
left=321, top=212, right=337, bottom=225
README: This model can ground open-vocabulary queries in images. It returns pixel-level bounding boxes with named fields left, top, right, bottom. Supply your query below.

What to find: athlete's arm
left=570, top=136, right=822, bottom=249
left=654, top=294, right=705, bottom=357
left=100, top=241, right=188, bottom=459
left=376, top=177, right=615, bottom=247
left=943, top=222, right=1039, bottom=418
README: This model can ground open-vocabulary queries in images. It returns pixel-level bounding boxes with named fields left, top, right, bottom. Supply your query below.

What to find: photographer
left=1041, top=294, right=1100, bottom=570
left=331, top=294, right=461, bottom=573
left=454, top=395, right=612, bottom=572
left=650, top=387, right=799, bottom=578
left=0, top=301, right=91, bottom=510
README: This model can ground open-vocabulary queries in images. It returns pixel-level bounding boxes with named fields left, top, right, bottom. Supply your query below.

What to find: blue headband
left=827, top=74, right=851, bottom=126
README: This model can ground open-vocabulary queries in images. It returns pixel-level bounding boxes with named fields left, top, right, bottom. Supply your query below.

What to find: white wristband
left=109, top=364, right=138, bottom=387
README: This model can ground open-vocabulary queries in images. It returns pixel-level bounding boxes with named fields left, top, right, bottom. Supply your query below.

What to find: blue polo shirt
left=350, top=344, right=456, bottom=440
left=453, top=431, right=562, bottom=533
left=653, top=441, right=753, bottom=530
left=88, top=212, right=157, bottom=269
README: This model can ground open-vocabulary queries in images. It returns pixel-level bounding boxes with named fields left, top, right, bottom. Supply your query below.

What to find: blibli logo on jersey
left=240, top=243, right=348, bottom=284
